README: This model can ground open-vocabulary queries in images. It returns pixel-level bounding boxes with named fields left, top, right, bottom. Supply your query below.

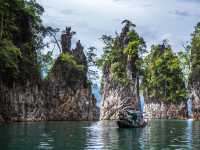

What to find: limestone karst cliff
left=142, top=41, right=188, bottom=119
left=0, top=27, right=98, bottom=122
left=190, top=81, right=200, bottom=120
left=99, top=21, right=145, bottom=120
left=144, top=101, right=187, bottom=119
left=99, top=22, right=189, bottom=120
left=189, top=22, right=200, bottom=120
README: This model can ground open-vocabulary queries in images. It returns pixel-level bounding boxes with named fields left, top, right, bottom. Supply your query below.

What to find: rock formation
left=0, top=27, right=98, bottom=122
left=142, top=41, right=188, bottom=120
left=190, top=85, right=200, bottom=120
left=61, top=27, right=75, bottom=52
left=100, top=83, right=139, bottom=120
left=188, top=22, right=200, bottom=120
left=143, top=84, right=188, bottom=120
left=100, top=21, right=141, bottom=120
left=144, top=101, right=187, bottom=119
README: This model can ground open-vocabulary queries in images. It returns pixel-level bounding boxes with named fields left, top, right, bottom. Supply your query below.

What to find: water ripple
left=0, top=120, right=199, bottom=150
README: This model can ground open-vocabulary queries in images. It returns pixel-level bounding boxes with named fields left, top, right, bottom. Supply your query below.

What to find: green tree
left=189, top=22, right=200, bottom=84
left=143, top=40, right=187, bottom=103
left=97, top=20, right=146, bottom=89
left=0, top=0, right=58, bottom=84
left=177, top=45, right=191, bottom=86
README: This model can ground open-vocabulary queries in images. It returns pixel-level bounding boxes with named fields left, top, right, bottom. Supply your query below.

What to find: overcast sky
left=38, top=0, right=200, bottom=56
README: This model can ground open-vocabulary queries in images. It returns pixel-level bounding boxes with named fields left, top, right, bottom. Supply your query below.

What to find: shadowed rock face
left=0, top=27, right=99, bottom=122
left=0, top=81, right=98, bottom=122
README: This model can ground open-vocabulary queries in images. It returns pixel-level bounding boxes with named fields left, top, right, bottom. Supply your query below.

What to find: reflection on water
left=0, top=120, right=199, bottom=150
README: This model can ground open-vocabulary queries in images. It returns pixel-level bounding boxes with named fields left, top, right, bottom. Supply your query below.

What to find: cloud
left=38, top=0, right=199, bottom=54
left=161, top=33, right=172, bottom=41
left=142, top=4, right=152, bottom=8
left=138, top=26, right=158, bottom=40
left=60, top=9, right=77, bottom=15
left=174, top=10, right=191, bottom=17
left=177, top=0, right=200, bottom=3
left=172, top=10, right=200, bottom=17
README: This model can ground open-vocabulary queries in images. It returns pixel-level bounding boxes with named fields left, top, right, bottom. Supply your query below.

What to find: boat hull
left=117, top=120, right=147, bottom=128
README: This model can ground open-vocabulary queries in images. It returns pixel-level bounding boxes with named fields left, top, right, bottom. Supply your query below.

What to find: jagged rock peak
left=61, top=26, right=76, bottom=52
left=73, top=40, right=87, bottom=66
left=100, top=21, right=140, bottom=120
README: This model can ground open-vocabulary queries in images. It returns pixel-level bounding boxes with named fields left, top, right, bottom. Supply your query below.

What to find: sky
left=38, top=0, right=200, bottom=56
left=37, top=0, right=200, bottom=105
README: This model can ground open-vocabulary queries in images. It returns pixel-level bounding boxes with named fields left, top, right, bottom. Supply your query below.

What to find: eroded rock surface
left=144, top=102, right=187, bottom=119
left=0, top=27, right=98, bottom=122
left=190, top=85, right=200, bottom=120
left=100, top=84, right=138, bottom=120
left=100, top=22, right=140, bottom=120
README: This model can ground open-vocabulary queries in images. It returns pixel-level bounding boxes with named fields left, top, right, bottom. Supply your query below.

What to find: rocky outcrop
left=144, top=101, right=188, bottom=119
left=61, top=27, right=75, bottom=52
left=100, top=22, right=140, bottom=120
left=0, top=27, right=98, bottom=122
left=100, top=84, right=138, bottom=120
left=0, top=82, right=46, bottom=122
left=144, top=89, right=188, bottom=119
left=190, top=84, right=200, bottom=120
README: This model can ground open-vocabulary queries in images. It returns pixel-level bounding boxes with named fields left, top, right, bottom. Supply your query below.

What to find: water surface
left=0, top=120, right=199, bottom=150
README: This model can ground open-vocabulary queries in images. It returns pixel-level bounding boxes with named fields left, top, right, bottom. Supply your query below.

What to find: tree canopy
left=142, top=40, right=187, bottom=103
left=0, top=0, right=57, bottom=84
left=97, top=20, right=146, bottom=87
left=189, top=22, right=200, bottom=85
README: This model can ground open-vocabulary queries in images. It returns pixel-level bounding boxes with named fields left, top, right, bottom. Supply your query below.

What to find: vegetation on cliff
left=97, top=20, right=146, bottom=87
left=60, top=52, right=84, bottom=72
left=0, top=0, right=92, bottom=87
left=142, top=40, right=187, bottom=103
left=0, top=0, right=199, bottom=116
left=189, top=22, right=200, bottom=86
left=98, top=21, right=189, bottom=103
left=0, top=0, right=60, bottom=85
left=0, top=0, right=98, bottom=122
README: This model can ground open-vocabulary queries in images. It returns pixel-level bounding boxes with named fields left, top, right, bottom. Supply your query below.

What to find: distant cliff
left=0, top=27, right=98, bottom=122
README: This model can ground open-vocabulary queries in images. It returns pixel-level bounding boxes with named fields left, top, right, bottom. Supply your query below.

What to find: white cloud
left=38, top=0, right=200, bottom=54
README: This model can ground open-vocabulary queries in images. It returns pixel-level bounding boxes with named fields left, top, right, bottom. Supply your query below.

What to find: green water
left=0, top=120, right=199, bottom=150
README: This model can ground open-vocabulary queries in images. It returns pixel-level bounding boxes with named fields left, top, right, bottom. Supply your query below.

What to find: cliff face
left=0, top=82, right=46, bottom=121
left=100, top=82, right=138, bottom=120
left=100, top=22, right=141, bottom=120
left=144, top=101, right=187, bottom=119
left=0, top=27, right=98, bottom=122
left=143, top=89, right=188, bottom=119
left=142, top=41, right=188, bottom=120
left=190, top=84, right=200, bottom=120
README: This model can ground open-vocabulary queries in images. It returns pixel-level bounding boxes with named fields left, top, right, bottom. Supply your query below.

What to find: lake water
left=0, top=120, right=199, bottom=150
